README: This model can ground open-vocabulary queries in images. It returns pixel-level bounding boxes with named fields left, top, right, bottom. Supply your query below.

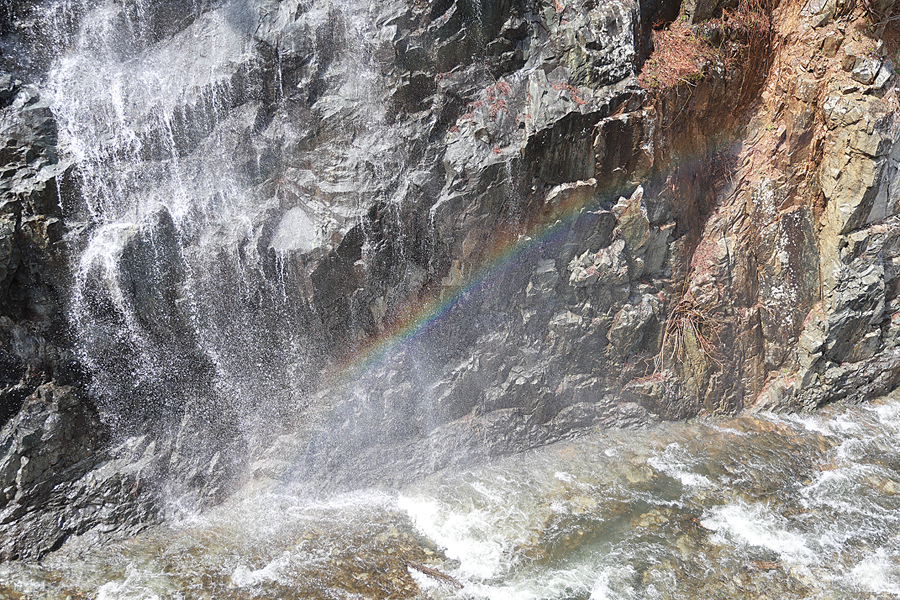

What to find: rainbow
left=277, top=121, right=735, bottom=488
left=328, top=128, right=731, bottom=385
left=329, top=176, right=634, bottom=386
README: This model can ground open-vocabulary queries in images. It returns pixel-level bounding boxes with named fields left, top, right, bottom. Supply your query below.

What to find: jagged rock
left=526, top=259, right=560, bottom=303
left=851, top=57, right=882, bottom=85
left=608, top=294, right=661, bottom=355
left=798, top=307, right=827, bottom=359
left=548, top=310, right=585, bottom=336
left=621, top=371, right=695, bottom=420
left=644, top=222, right=675, bottom=275
left=823, top=257, right=885, bottom=362
left=0, top=380, right=242, bottom=560
left=549, top=397, right=617, bottom=434
left=551, top=1, right=640, bottom=87
left=800, top=348, right=900, bottom=408
left=883, top=312, right=900, bottom=349
left=562, top=209, right=618, bottom=262
left=0, top=77, right=72, bottom=403
left=758, top=207, right=820, bottom=369
left=614, top=186, right=650, bottom=258
left=613, top=401, right=653, bottom=428
left=753, top=373, right=801, bottom=412
left=0, top=384, right=103, bottom=559
left=874, top=59, right=895, bottom=89
left=820, top=31, right=844, bottom=57
left=805, top=0, right=854, bottom=27
left=846, top=329, right=882, bottom=362
left=568, top=238, right=630, bottom=287
left=820, top=94, right=897, bottom=236
left=545, top=178, right=598, bottom=219
left=682, top=0, right=723, bottom=23
left=0, top=215, right=17, bottom=296
left=842, top=54, right=857, bottom=71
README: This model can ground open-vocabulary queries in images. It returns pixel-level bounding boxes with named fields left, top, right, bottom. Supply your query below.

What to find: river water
left=2, top=392, right=900, bottom=599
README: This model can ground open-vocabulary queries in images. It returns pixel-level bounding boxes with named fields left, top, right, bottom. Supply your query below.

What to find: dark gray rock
left=824, top=258, right=885, bottom=362
left=569, top=239, right=630, bottom=287
left=526, top=259, right=560, bottom=303
left=609, top=294, right=662, bottom=355
left=0, top=383, right=243, bottom=560
left=621, top=371, right=694, bottom=420
left=0, top=383, right=104, bottom=560
left=683, top=0, right=723, bottom=23
left=874, top=59, right=894, bottom=89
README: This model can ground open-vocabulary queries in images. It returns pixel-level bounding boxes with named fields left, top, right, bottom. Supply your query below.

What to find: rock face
left=0, top=384, right=107, bottom=561
left=0, top=382, right=241, bottom=560
left=2, top=0, right=900, bottom=561
left=0, top=78, right=72, bottom=427
left=696, top=0, right=900, bottom=414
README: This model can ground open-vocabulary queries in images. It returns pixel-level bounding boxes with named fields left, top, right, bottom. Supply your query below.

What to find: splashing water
left=9, top=1, right=900, bottom=597
left=3, top=393, right=900, bottom=598
left=43, top=0, right=396, bottom=432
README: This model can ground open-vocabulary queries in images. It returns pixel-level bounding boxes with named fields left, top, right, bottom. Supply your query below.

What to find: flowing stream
left=3, top=393, right=900, bottom=598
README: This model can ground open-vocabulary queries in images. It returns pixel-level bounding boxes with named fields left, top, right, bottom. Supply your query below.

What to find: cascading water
left=46, top=0, right=398, bottom=435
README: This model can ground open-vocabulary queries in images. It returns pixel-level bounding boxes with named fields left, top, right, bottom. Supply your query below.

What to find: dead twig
left=656, top=294, right=727, bottom=372
left=407, top=561, right=464, bottom=590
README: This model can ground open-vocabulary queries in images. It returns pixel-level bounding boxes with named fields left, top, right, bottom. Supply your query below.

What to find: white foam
left=647, top=443, right=714, bottom=489
left=555, top=471, right=577, bottom=483
left=850, top=549, right=900, bottom=595
left=589, top=565, right=637, bottom=600
left=95, top=582, right=161, bottom=600
left=834, top=438, right=870, bottom=462
left=230, top=551, right=291, bottom=587
left=398, top=494, right=510, bottom=581
left=407, top=565, right=443, bottom=592
left=95, top=564, right=172, bottom=600
left=703, top=502, right=816, bottom=565
left=455, top=563, right=597, bottom=600
left=785, top=412, right=860, bottom=437
left=872, top=399, right=900, bottom=431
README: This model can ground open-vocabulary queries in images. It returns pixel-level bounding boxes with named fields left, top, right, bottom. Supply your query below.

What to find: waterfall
left=27, top=0, right=658, bottom=496
left=44, top=0, right=396, bottom=434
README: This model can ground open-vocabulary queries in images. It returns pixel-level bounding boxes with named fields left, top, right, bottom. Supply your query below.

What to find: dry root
left=656, top=295, right=726, bottom=372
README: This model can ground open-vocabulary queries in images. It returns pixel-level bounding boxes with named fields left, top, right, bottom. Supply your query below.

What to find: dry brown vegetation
left=638, top=19, right=719, bottom=90
left=638, top=0, right=773, bottom=92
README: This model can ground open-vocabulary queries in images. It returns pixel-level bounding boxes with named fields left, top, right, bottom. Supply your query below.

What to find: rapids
left=3, top=392, right=900, bottom=599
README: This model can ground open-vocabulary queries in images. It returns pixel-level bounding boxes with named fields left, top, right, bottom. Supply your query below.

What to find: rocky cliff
left=0, top=0, right=898, bottom=561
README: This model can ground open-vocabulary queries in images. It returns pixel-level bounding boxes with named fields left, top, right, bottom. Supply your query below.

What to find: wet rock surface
left=0, top=382, right=243, bottom=561
left=0, top=0, right=662, bottom=557
left=0, top=79, right=73, bottom=425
